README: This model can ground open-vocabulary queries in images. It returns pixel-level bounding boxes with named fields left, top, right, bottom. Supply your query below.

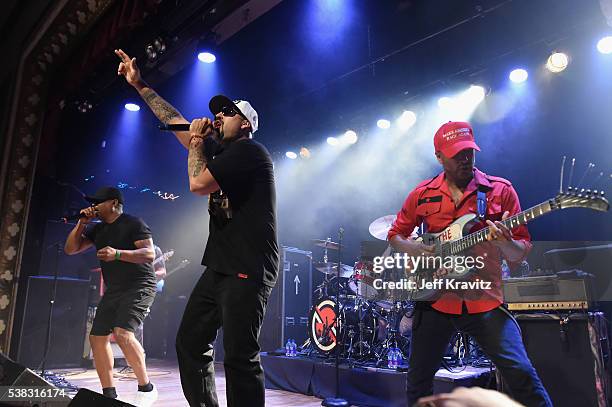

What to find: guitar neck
left=445, top=200, right=556, bottom=255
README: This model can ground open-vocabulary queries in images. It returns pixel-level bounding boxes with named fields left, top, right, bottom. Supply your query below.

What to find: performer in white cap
left=116, top=49, right=279, bottom=407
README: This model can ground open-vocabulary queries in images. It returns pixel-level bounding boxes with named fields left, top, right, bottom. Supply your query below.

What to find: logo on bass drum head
left=308, top=299, right=338, bottom=352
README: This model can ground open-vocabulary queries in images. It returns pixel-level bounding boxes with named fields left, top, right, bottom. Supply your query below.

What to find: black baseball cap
left=85, top=186, right=124, bottom=204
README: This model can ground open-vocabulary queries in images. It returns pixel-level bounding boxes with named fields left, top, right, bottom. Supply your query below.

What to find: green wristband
left=115, top=250, right=121, bottom=261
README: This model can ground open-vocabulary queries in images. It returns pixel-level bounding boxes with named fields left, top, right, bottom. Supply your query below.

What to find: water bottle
left=396, top=348, right=402, bottom=367
left=291, top=339, right=297, bottom=357
left=285, top=339, right=291, bottom=357
left=387, top=348, right=394, bottom=368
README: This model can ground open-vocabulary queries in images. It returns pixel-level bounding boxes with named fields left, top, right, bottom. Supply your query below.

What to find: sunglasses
left=219, top=106, right=241, bottom=117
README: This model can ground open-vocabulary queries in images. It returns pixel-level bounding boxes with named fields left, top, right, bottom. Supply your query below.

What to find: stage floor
left=62, top=358, right=323, bottom=406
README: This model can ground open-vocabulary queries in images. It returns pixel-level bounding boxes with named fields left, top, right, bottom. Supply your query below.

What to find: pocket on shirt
left=487, top=196, right=504, bottom=220
left=415, top=201, right=442, bottom=217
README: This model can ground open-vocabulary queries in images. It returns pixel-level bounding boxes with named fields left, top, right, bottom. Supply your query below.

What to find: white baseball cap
left=209, top=94, right=259, bottom=134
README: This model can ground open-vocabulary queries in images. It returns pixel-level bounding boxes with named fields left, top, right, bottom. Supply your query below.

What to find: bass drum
left=308, top=297, right=377, bottom=354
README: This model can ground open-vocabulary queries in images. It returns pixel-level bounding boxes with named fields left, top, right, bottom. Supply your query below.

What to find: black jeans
left=176, top=269, right=272, bottom=407
left=407, top=303, right=552, bottom=407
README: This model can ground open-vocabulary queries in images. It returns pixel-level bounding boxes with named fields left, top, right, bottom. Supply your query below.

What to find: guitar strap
left=476, top=185, right=488, bottom=220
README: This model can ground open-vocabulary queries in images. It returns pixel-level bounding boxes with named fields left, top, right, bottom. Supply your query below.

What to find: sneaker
left=131, top=384, right=158, bottom=407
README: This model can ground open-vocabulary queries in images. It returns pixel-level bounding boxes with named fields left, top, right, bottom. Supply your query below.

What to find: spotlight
left=125, top=103, right=140, bottom=112
left=145, top=37, right=166, bottom=62
left=509, top=68, right=528, bottom=83
left=343, top=130, right=358, bottom=144
left=597, top=36, right=612, bottom=54
left=153, top=37, right=166, bottom=53
left=546, top=52, right=569, bottom=73
left=327, top=137, right=340, bottom=146
left=198, top=52, right=216, bottom=63
left=299, top=147, right=311, bottom=159
left=285, top=151, right=297, bottom=159
left=197, top=36, right=217, bottom=63
left=377, top=119, right=391, bottom=129
left=145, top=45, right=157, bottom=62
left=76, top=100, right=93, bottom=113
left=438, top=97, right=452, bottom=108
left=466, top=85, right=486, bottom=103
left=397, top=110, right=417, bottom=130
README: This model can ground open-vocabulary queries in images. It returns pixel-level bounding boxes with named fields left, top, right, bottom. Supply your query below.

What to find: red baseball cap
left=434, top=121, right=481, bottom=158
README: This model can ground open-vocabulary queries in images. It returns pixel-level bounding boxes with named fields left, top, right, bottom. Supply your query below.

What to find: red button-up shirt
left=387, top=168, right=532, bottom=314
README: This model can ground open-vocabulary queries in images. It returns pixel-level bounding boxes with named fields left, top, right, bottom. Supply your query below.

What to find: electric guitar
left=402, top=188, right=609, bottom=301
left=156, top=259, right=191, bottom=293
left=154, top=250, right=174, bottom=267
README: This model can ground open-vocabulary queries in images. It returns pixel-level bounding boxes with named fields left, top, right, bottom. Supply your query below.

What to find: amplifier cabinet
left=514, top=312, right=610, bottom=407
left=259, top=246, right=312, bottom=352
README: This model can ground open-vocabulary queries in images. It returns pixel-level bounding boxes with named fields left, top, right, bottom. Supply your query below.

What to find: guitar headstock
left=555, top=188, right=610, bottom=212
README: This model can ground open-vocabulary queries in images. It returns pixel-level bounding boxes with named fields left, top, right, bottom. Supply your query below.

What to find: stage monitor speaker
left=515, top=312, right=610, bottom=407
left=0, top=352, right=70, bottom=406
left=68, top=388, right=135, bottom=406
left=17, top=276, right=90, bottom=369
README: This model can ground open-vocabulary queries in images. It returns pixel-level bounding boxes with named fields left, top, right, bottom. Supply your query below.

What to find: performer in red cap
left=388, top=122, right=552, bottom=406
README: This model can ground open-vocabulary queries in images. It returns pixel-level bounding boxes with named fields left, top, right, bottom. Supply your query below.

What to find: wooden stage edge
left=62, top=359, right=323, bottom=406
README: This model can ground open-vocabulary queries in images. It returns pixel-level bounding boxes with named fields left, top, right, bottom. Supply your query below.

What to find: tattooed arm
left=139, top=87, right=193, bottom=149
left=115, top=49, right=192, bottom=149
left=187, top=118, right=220, bottom=195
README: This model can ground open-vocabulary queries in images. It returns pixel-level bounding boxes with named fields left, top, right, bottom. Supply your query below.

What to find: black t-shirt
left=84, top=213, right=156, bottom=291
left=204, top=138, right=279, bottom=287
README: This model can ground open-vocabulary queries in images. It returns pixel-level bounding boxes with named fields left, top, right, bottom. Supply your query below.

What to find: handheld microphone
left=60, top=211, right=98, bottom=223
left=60, top=213, right=87, bottom=223
left=158, top=123, right=190, bottom=131
left=158, top=121, right=221, bottom=131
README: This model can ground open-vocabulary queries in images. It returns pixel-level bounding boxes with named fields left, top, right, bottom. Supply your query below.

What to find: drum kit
left=306, top=215, right=414, bottom=366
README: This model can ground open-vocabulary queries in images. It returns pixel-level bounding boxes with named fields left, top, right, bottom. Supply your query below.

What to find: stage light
left=76, top=100, right=93, bottom=113
left=397, top=110, right=417, bottom=130
left=509, top=68, right=528, bottom=83
left=597, top=36, right=612, bottom=54
left=343, top=130, right=358, bottom=144
left=145, top=45, right=157, bottom=62
left=377, top=119, right=391, bottom=129
left=438, top=97, right=453, bottom=108
left=198, top=52, right=216, bottom=63
left=327, top=137, right=339, bottom=146
left=546, top=52, right=569, bottom=73
left=145, top=37, right=166, bottom=62
left=466, top=85, right=486, bottom=103
left=197, top=36, right=217, bottom=63
left=285, top=151, right=297, bottom=159
left=299, top=147, right=311, bottom=159
left=124, top=103, right=140, bottom=112
left=153, top=37, right=166, bottom=53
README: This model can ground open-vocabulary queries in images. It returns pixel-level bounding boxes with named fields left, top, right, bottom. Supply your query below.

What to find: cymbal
left=312, top=239, right=345, bottom=250
left=368, top=215, right=397, bottom=241
left=314, top=262, right=354, bottom=277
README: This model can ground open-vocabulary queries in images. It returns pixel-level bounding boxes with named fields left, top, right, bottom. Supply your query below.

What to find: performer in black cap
left=64, top=186, right=158, bottom=406
left=116, top=48, right=278, bottom=407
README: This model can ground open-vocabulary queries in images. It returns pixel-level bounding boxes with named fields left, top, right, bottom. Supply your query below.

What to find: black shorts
left=90, top=287, right=156, bottom=336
